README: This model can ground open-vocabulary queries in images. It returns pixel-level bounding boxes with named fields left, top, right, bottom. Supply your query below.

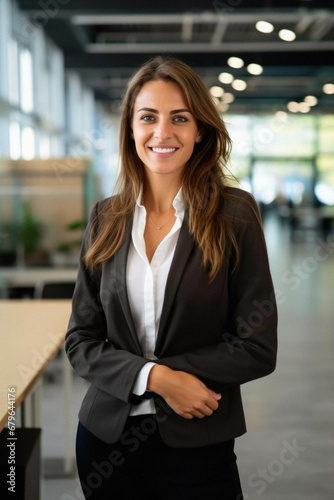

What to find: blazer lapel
left=155, top=212, right=195, bottom=354
left=114, top=215, right=143, bottom=354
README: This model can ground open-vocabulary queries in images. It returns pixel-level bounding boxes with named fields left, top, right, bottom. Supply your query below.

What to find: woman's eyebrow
left=170, top=108, right=191, bottom=114
left=136, top=107, right=191, bottom=114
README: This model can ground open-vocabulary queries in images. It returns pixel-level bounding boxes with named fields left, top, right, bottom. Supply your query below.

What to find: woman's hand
left=147, top=365, right=221, bottom=419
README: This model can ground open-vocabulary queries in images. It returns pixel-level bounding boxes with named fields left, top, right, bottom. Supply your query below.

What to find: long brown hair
left=85, top=56, right=242, bottom=280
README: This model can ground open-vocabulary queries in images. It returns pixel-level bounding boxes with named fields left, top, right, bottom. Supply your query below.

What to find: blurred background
left=0, top=1, right=333, bottom=499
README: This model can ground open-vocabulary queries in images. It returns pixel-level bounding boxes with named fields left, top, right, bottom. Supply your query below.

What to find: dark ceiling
left=18, top=0, right=334, bottom=113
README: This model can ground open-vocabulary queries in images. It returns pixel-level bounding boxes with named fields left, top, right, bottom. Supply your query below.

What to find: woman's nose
left=154, top=119, right=172, bottom=140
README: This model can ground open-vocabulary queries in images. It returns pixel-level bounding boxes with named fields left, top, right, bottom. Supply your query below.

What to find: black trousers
left=76, top=415, right=244, bottom=500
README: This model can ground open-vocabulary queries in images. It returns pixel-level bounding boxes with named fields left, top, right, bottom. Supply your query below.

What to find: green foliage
left=4, top=203, right=44, bottom=254
left=56, top=219, right=85, bottom=252
left=66, top=220, right=86, bottom=231
left=19, top=203, right=44, bottom=253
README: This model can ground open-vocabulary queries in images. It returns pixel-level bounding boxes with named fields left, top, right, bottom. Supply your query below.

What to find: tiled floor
left=42, top=213, right=334, bottom=499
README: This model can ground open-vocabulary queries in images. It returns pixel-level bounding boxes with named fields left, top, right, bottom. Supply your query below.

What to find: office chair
left=33, top=281, right=76, bottom=300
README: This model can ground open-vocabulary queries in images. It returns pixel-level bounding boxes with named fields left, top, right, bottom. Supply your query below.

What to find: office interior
left=0, top=0, right=333, bottom=498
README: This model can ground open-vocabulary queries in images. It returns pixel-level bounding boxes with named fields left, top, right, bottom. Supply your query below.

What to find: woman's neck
left=142, top=176, right=181, bottom=214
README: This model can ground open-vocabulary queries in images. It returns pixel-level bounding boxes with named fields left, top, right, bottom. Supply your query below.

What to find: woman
left=66, top=56, right=277, bottom=500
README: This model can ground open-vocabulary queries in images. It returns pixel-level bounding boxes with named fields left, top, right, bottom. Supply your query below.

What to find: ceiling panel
left=17, top=0, right=334, bottom=113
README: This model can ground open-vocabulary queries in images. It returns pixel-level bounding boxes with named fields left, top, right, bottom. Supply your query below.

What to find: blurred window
left=21, top=126, right=35, bottom=160
left=227, top=115, right=252, bottom=157
left=9, top=122, right=21, bottom=160
left=318, top=116, right=334, bottom=155
left=8, top=38, right=19, bottom=106
left=316, top=156, right=334, bottom=205
left=39, top=133, right=51, bottom=159
left=19, top=48, right=34, bottom=114
left=251, top=115, right=316, bottom=158
left=253, top=161, right=313, bottom=205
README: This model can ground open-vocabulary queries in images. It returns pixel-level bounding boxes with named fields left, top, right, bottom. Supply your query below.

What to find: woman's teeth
left=152, top=147, right=176, bottom=153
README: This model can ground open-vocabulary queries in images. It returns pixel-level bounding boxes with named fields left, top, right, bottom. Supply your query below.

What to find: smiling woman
left=66, top=55, right=277, bottom=500
left=130, top=79, right=203, bottom=260
left=132, top=80, right=202, bottom=183
left=85, top=56, right=236, bottom=280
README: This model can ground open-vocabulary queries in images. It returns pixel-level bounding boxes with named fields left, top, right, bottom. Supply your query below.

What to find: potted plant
left=4, top=203, right=45, bottom=266
left=51, top=220, right=85, bottom=267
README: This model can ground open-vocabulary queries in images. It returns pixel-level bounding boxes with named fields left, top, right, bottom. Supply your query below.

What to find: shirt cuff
left=132, top=362, right=157, bottom=396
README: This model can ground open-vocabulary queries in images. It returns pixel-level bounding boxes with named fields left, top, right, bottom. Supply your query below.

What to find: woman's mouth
left=150, top=147, right=177, bottom=154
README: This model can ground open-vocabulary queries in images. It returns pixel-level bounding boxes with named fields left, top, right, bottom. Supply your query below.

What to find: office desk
left=0, top=300, right=72, bottom=431
left=0, top=300, right=73, bottom=479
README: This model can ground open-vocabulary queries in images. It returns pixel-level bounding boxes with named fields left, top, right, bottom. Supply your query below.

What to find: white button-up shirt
left=126, top=188, right=185, bottom=415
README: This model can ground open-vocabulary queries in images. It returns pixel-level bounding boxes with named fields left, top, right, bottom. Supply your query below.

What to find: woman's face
left=131, top=80, right=201, bottom=182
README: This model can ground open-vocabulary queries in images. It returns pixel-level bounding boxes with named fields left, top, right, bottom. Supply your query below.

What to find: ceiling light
left=323, top=83, right=334, bottom=94
left=255, top=21, right=274, bottom=34
left=247, top=63, right=263, bottom=75
left=222, top=92, right=235, bottom=103
left=218, top=102, right=229, bottom=113
left=227, top=57, right=244, bottom=69
left=287, top=101, right=299, bottom=113
left=218, top=72, right=234, bottom=84
left=275, top=111, right=288, bottom=121
left=304, top=95, right=318, bottom=106
left=299, top=102, right=310, bottom=113
left=232, top=79, right=247, bottom=91
left=278, top=29, right=296, bottom=42
left=210, top=86, right=224, bottom=98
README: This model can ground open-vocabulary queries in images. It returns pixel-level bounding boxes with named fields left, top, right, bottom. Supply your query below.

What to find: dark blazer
left=65, top=187, right=277, bottom=448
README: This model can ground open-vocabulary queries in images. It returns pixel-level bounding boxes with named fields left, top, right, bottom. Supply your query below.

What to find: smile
left=151, top=147, right=177, bottom=153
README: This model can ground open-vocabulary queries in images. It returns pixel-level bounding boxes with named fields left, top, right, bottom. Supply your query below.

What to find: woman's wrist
left=147, top=364, right=171, bottom=396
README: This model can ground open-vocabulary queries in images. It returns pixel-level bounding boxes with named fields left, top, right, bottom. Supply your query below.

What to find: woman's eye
left=173, top=116, right=187, bottom=123
left=140, top=115, right=155, bottom=122
left=139, top=115, right=188, bottom=123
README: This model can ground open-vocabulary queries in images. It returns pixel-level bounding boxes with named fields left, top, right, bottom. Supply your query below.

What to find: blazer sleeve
left=65, top=202, right=149, bottom=404
left=157, top=191, right=278, bottom=391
